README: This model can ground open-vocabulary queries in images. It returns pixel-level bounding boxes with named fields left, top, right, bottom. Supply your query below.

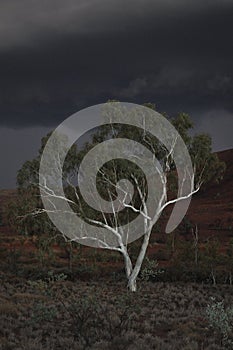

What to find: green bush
left=140, top=257, right=164, bottom=282
left=205, top=297, right=233, bottom=348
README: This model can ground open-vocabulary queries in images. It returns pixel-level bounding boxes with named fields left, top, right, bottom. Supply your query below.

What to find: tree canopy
left=4, top=103, right=226, bottom=237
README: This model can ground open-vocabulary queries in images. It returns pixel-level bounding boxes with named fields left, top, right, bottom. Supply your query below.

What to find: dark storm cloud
left=194, top=109, right=233, bottom=152
left=0, top=0, right=232, bottom=188
left=0, top=0, right=232, bottom=128
left=0, top=126, right=52, bottom=189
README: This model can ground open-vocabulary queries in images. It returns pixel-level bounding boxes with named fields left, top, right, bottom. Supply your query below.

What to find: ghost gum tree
left=10, top=102, right=225, bottom=292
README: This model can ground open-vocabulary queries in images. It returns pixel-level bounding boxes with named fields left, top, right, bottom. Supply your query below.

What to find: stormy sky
left=0, top=0, right=233, bottom=188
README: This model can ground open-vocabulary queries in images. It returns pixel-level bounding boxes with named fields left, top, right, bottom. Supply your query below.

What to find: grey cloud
left=207, top=75, right=232, bottom=93
left=0, top=126, right=52, bottom=189
left=193, top=109, right=233, bottom=152
left=0, top=1, right=232, bottom=142
left=0, top=0, right=100, bottom=49
left=1, top=0, right=232, bottom=189
left=120, top=77, right=148, bottom=98
left=0, top=0, right=232, bottom=50
left=151, top=66, right=195, bottom=91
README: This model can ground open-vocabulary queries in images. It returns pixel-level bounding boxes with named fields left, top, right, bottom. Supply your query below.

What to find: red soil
left=0, top=149, right=232, bottom=269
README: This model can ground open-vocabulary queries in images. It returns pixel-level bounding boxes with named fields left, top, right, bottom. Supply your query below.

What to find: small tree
left=202, top=237, right=220, bottom=285
left=10, top=102, right=225, bottom=291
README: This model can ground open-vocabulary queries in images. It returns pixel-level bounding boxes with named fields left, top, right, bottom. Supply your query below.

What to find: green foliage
left=189, top=133, right=226, bottom=186
left=28, top=270, right=68, bottom=297
left=206, top=297, right=233, bottom=347
left=171, top=112, right=194, bottom=145
left=4, top=102, right=226, bottom=245
left=140, top=256, right=164, bottom=281
left=34, top=234, right=57, bottom=268
left=3, top=130, right=80, bottom=235
left=3, top=188, right=56, bottom=236
left=205, top=238, right=220, bottom=261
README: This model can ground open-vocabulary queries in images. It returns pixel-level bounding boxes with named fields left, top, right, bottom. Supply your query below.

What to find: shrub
left=30, top=301, right=58, bottom=325
left=205, top=297, right=233, bottom=348
left=140, top=257, right=164, bottom=282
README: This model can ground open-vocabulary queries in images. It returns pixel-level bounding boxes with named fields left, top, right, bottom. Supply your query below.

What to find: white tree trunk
left=34, top=113, right=202, bottom=293
left=128, top=277, right=137, bottom=292
left=125, top=228, right=152, bottom=292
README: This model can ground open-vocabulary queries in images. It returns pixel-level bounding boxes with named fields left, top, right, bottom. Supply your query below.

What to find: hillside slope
left=0, top=149, right=232, bottom=266
left=186, top=148, right=233, bottom=241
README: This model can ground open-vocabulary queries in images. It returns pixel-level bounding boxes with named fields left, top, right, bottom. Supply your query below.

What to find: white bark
left=127, top=228, right=152, bottom=291
left=22, top=128, right=203, bottom=292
